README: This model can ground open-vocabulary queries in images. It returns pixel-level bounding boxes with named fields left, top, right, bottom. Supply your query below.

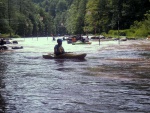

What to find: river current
left=0, top=37, right=150, bottom=113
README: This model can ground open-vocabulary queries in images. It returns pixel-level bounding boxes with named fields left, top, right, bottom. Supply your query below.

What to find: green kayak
left=43, top=53, right=86, bottom=59
left=72, top=41, right=92, bottom=45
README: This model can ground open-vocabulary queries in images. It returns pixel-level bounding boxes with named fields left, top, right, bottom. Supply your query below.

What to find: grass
left=105, top=29, right=148, bottom=39
left=0, top=33, right=20, bottom=38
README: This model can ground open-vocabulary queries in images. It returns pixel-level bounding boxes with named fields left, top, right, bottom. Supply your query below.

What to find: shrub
left=134, top=28, right=148, bottom=38
left=108, top=30, right=119, bottom=37
left=12, top=34, right=21, bottom=38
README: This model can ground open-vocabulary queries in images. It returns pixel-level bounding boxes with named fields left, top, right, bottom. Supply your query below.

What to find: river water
left=0, top=37, right=150, bottom=113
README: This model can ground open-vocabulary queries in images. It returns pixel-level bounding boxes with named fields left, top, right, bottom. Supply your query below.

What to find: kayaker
left=84, top=36, right=89, bottom=42
left=54, top=39, right=65, bottom=56
left=81, top=37, right=85, bottom=42
left=0, top=38, right=8, bottom=50
left=0, top=38, right=5, bottom=45
left=53, top=37, right=55, bottom=41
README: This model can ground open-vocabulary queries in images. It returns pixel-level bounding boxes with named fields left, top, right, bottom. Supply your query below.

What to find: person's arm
left=62, top=47, right=65, bottom=53
left=54, top=45, right=58, bottom=55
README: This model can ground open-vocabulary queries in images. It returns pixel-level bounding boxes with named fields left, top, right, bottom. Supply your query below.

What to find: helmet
left=57, top=39, right=62, bottom=44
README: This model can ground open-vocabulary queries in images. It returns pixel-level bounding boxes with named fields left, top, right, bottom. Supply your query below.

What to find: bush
left=119, top=31, right=126, bottom=36
left=125, top=29, right=135, bottom=37
left=0, top=34, right=21, bottom=38
left=12, top=34, right=21, bottom=38
left=108, top=30, right=119, bottom=37
left=107, top=28, right=148, bottom=39
left=134, top=28, right=148, bottom=38
left=129, top=12, right=150, bottom=38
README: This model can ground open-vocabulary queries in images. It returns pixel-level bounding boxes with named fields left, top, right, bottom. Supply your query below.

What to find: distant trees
left=0, top=0, right=9, bottom=33
left=130, top=10, right=150, bottom=37
left=65, top=0, right=87, bottom=34
left=0, top=0, right=149, bottom=37
left=0, top=0, right=55, bottom=37
left=84, top=0, right=101, bottom=34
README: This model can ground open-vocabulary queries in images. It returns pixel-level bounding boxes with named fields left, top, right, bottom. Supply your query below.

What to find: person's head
left=57, top=39, right=62, bottom=45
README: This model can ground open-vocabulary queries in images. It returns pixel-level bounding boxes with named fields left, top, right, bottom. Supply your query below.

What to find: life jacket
left=54, top=45, right=65, bottom=55
left=72, top=38, right=76, bottom=42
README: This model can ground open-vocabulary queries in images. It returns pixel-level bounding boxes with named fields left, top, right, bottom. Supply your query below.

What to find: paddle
left=48, top=52, right=73, bottom=55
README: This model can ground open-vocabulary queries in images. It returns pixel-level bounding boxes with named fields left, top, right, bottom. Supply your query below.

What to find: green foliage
left=108, top=29, right=134, bottom=38
left=0, top=19, right=10, bottom=34
left=129, top=11, right=150, bottom=38
left=84, top=0, right=101, bottom=34
left=65, top=0, right=87, bottom=34
left=0, top=0, right=150, bottom=37
left=56, top=0, right=67, bottom=12
left=125, top=29, right=135, bottom=37
left=0, top=33, right=20, bottom=38
left=108, top=30, right=119, bottom=37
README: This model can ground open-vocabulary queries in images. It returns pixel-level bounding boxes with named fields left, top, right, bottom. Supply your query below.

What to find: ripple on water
left=0, top=39, right=150, bottom=113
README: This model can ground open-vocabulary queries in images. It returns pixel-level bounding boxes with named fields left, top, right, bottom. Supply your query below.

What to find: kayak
left=43, top=53, right=86, bottom=59
left=12, top=46, right=23, bottom=49
left=0, top=45, right=8, bottom=49
left=72, top=41, right=92, bottom=45
left=0, top=49, right=13, bottom=53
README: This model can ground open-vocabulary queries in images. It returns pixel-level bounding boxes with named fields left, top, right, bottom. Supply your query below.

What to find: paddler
left=0, top=38, right=8, bottom=50
left=54, top=39, right=65, bottom=56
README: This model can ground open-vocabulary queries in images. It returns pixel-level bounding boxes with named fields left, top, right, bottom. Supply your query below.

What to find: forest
left=0, top=0, right=150, bottom=38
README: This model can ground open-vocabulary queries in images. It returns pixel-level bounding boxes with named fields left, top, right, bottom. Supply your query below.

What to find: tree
left=76, top=0, right=87, bottom=34
left=65, top=1, right=79, bottom=34
left=0, top=0, right=10, bottom=33
left=65, top=0, right=87, bottom=34
left=84, top=0, right=101, bottom=34
left=0, top=0, right=150, bottom=37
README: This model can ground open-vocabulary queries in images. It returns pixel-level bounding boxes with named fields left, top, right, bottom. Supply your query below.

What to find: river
left=0, top=37, right=150, bottom=113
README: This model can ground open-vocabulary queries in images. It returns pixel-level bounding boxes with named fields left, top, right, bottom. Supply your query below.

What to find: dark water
left=0, top=37, right=150, bottom=113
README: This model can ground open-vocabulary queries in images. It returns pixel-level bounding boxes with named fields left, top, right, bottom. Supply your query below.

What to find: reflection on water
left=0, top=37, right=150, bottom=113
left=0, top=56, right=7, bottom=113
